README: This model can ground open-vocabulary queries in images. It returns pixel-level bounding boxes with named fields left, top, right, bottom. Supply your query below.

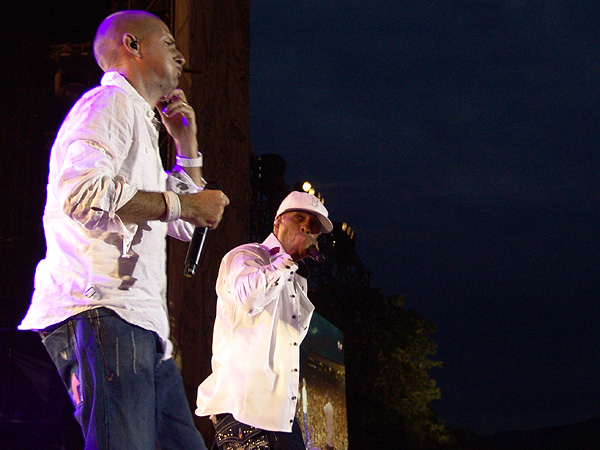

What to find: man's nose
left=175, top=50, right=186, bottom=66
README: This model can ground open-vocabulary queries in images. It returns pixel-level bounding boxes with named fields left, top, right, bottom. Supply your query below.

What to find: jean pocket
left=41, top=321, right=83, bottom=407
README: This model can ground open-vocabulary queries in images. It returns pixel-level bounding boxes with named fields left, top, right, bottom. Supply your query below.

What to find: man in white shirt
left=18, top=10, right=229, bottom=449
left=323, top=392, right=334, bottom=450
left=196, top=191, right=333, bottom=450
left=302, top=378, right=309, bottom=445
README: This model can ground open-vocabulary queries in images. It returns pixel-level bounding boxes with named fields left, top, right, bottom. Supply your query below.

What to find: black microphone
left=183, top=227, right=208, bottom=278
left=306, top=246, right=325, bottom=264
left=183, top=182, right=221, bottom=278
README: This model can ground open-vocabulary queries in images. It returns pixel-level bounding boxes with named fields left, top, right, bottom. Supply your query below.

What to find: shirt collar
left=101, top=71, right=159, bottom=126
left=262, top=233, right=285, bottom=259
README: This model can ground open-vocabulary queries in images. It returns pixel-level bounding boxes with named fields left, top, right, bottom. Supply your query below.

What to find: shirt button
left=292, top=315, right=297, bottom=319
left=292, top=396, right=297, bottom=400
left=293, top=342, right=298, bottom=346
left=292, top=368, right=298, bottom=372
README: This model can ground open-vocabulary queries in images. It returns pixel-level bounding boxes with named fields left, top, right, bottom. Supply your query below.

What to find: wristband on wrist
left=175, top=152, right=203, bottom=168
left=162, top=191, right=181, bottom=222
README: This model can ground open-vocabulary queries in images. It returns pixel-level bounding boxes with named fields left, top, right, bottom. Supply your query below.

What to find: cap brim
left=317, top=214, right=333, bottom=234
left=278, top=208, right=333, bottom=233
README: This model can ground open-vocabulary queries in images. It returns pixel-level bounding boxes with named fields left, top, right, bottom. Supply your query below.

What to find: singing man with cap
left=196, top=191, right=333, bottom=449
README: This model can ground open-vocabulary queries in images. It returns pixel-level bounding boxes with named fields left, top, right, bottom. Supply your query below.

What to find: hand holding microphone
left=183, top=182, right=227, bottom=277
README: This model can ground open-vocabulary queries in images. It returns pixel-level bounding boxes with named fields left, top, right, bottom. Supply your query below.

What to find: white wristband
left=162, top=191, right=181, bottom=222
left=175, top=152, right=203, bottom=168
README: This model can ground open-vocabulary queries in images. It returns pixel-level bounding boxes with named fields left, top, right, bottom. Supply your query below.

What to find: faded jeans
left=41, top=307, right=207, bottom=450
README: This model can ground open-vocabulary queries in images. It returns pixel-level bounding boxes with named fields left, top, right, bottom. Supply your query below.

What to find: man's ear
left=273, top=215, right=281, bottom=234
left=123, top=33, right=140, bottom=56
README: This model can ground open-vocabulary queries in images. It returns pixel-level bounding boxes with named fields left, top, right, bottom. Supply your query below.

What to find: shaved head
left=93, top=10, right=164, bottom=71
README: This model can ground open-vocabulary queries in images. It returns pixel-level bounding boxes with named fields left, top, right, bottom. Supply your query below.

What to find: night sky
left=6, top=0, right=599, bottom=437
left=249, top=1, right=600, bottom=435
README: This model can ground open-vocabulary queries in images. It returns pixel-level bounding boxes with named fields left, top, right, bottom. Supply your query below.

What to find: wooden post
left=168, top=0, right=251, bottom=441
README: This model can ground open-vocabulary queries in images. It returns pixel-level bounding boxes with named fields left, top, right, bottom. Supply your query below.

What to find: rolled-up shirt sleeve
left=53, top=86, right=139, bottom=238
left=58, top=139, right=138, bottom=235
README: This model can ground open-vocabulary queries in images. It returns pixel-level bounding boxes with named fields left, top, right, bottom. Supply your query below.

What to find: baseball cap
left=276, top=191, right=333, bottom=233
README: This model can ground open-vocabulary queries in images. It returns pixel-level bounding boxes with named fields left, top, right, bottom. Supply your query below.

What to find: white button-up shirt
left=19, top=72, right=197, bottom=359
left=196, top=233, right=315, bottom=432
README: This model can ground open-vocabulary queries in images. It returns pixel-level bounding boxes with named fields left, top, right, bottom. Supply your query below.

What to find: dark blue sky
left=250, top=1, right=600, bottom=434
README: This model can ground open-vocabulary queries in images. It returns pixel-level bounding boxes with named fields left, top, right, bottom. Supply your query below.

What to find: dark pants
left=214, top=414, right=305, bottom=450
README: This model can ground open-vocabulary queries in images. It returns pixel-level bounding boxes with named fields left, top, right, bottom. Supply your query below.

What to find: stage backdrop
left=297, top=312, right=348, bottom=450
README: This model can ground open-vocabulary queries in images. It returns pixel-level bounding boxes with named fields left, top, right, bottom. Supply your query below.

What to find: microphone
left=183, top=227, right=208, bottom=278
left=306, top=246, right=325, bottom=264
left=183, top=182, right=221, bottom=278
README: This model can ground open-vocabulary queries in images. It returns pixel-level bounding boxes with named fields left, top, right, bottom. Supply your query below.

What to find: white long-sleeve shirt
left=19, top=71, right=197, bottom=359
left=196, top=233, right=315, bottom=432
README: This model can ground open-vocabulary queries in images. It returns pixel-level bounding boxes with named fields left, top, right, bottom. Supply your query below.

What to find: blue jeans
left=41, top=307, right=207, bottom=450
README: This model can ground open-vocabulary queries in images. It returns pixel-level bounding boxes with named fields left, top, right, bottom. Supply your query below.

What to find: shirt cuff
left=168, top=167, right=205, bottom=193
